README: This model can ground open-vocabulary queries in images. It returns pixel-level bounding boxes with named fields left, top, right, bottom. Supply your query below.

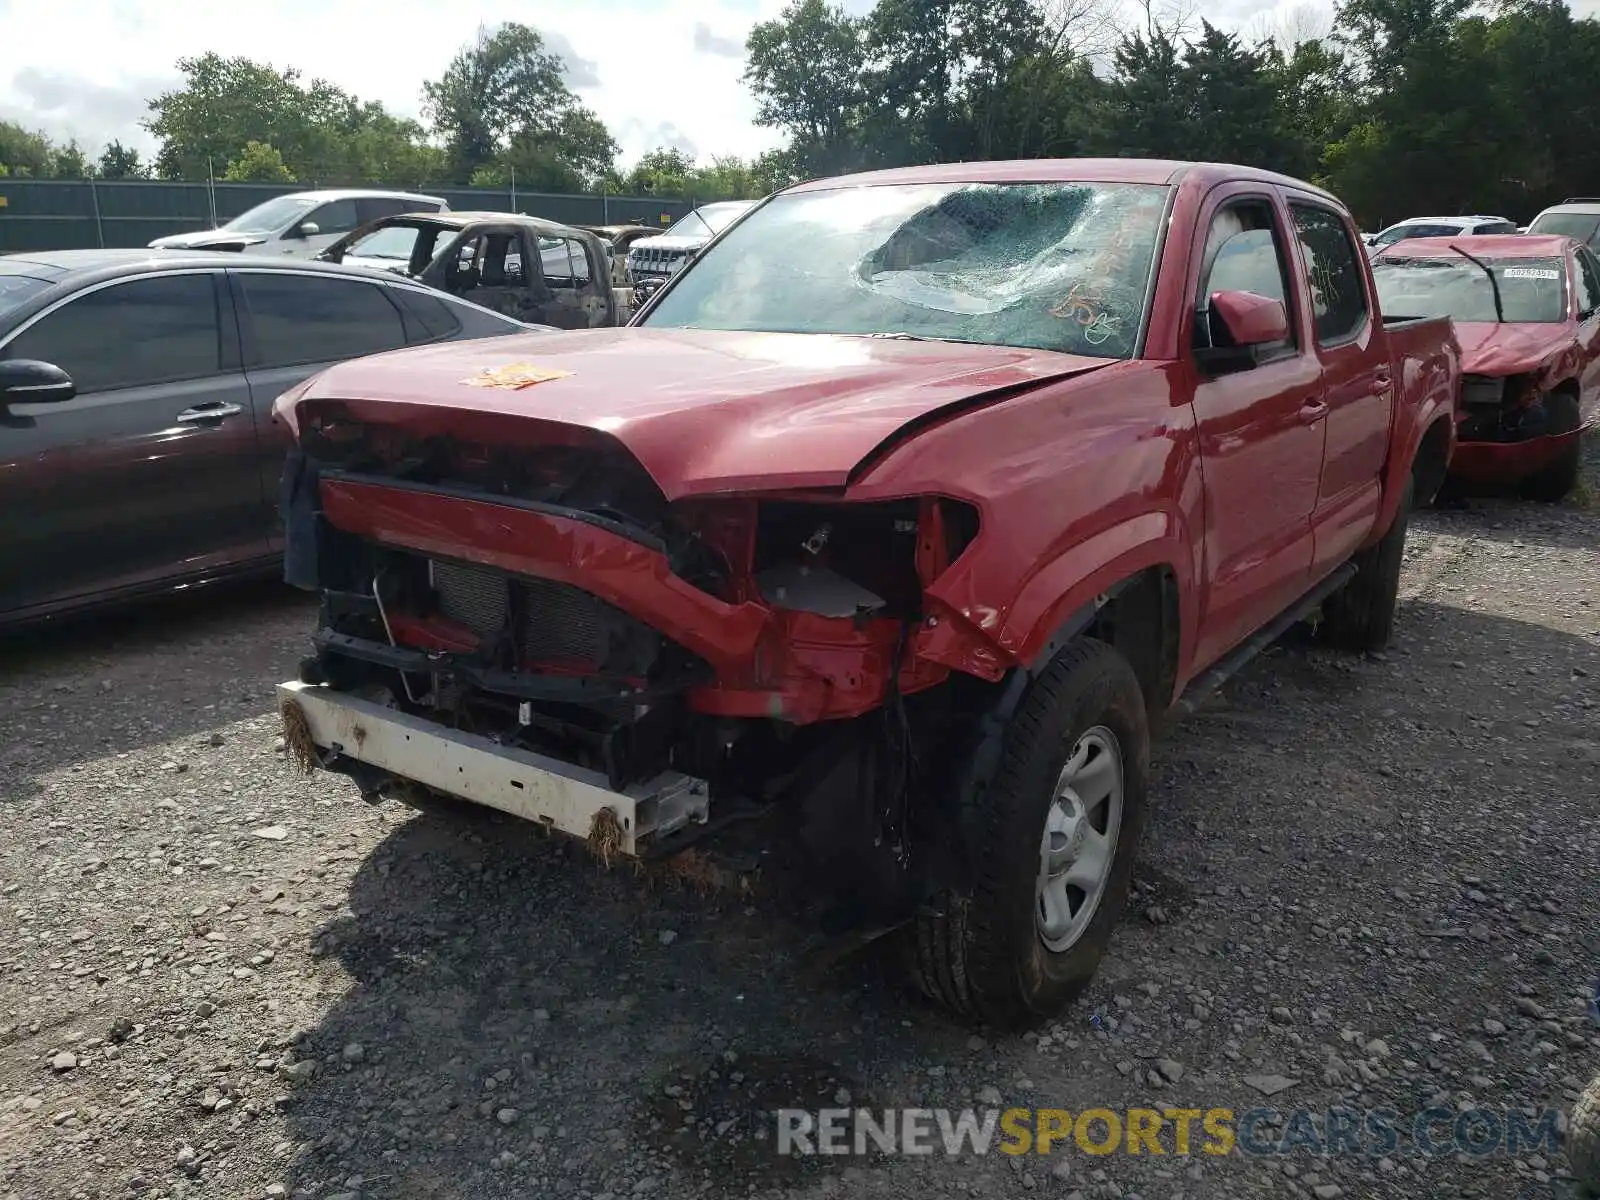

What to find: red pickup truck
left=273, top=159, right=1459, bottom=1027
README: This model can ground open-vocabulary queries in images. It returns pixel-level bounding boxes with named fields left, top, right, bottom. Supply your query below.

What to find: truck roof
left=786, top=159, right=1341, bottom=204
left=1377, top=234, right=1575, bottom=258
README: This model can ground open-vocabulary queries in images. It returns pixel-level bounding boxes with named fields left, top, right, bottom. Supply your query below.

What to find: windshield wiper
left=863, top=331, right=936, bottom=341
left=1446, top=242, right=1505, bottom=322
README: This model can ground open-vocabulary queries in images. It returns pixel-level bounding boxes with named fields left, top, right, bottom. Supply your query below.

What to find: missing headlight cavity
left=752, top=499, right=979, bottom=618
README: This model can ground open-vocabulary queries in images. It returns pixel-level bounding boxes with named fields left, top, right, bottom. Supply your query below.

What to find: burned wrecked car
left=318, top=212, right=617, bottom=329
left=274, top=160, right=1459, bottom=1027
left=1375, top=233, right=1599, bottom=501
left=579, top=223, right=664, bottom=287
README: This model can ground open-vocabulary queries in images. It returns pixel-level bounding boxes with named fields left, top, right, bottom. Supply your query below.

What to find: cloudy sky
left=1, top=0, right=1373, bottom=168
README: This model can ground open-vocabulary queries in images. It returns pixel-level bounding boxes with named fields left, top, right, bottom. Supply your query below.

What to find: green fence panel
left=0, top=180, right=697, bottom=253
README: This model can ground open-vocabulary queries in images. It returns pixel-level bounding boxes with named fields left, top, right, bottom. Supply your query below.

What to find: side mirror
left=1211, top=290, right=1289, bottom=346
left=1195, top=290, right=1289, bottom=374
left=0, top=359, right=75, bottom=406
left=291, top=221, right=319, bottom=239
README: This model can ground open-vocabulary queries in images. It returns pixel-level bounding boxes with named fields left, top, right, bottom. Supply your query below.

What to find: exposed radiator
left=428, top=558, right=629, bottom=667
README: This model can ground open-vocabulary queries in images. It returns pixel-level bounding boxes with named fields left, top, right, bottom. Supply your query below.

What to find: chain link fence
left=0, top=179, right=697, bottom=253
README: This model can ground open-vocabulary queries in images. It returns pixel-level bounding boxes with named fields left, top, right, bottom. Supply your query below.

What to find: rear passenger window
left=4, top=273, right=220, bottom=394
left=393, top=288, right=463, bottom=343
left=1291, top=204, right=1370, bottom=344
left=356, top=198, right=411, bottom=224
left=239, top=273, right=407, bottom=368
left=540, top=237, right=593, bottom=286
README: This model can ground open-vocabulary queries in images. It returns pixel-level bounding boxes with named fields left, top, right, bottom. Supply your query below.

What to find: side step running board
left=1174, top=562, right=1357, bottom=715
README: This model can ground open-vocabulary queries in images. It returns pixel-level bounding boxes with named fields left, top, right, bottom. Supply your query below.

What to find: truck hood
left=1455, top=322, right=1573, bottom=375
left=280, top=327, right=1115, bottom=499
left=148, top=229, right=268, bottom=251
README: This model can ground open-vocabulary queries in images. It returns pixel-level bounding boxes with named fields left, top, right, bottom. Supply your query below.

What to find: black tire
left=1519, top=391, right=1582, bottom=503
left=905, top=638, right=1150, bottom=1028
left=1319, top=476, right=1412, bottom=654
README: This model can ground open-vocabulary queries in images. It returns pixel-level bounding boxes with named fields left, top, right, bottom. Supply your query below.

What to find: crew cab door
left=1287, top=199, right=1393, bottom=577
left=1187, top=189, right=1327, bottom=669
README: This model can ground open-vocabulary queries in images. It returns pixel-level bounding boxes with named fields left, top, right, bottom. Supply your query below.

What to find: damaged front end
left=1452, top=371, right=1580, bottom=481
left=279, top=400, right=1010, bottom=925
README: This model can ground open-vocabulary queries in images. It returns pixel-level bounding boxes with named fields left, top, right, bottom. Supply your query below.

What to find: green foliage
left=745, top=0, right=1600, bottom=227
left=422, top=22, right=617, bottom=188
left=14, top=0, right=1600, bottom=227
left=221, top=141, right=295, bottom=183
left=0, top=120, right=57, bottom=178
left=96, top=140, right=148, bottom=180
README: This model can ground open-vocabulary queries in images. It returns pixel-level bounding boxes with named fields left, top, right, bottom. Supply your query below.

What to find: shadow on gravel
left=0, top=580, right=314, bottom=807
left=274, top=813, right=951, bottom=1198
left=1418, top=499, right=1598, bottom=553
left=271, top=595, right=1600, bottom=1198
left=233, top=592, right=1587, bottom=1200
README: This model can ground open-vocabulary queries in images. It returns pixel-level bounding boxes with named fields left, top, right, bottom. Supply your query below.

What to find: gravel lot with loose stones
left=2, top=452, right=1597, bottom=1200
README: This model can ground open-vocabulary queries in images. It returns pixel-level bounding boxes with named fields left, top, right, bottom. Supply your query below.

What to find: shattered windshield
left=642, top=182, right=1168, bottom=359
left=1373, top=256, right=1568, bottom=322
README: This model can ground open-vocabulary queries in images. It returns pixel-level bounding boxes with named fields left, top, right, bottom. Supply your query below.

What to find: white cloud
left=0, top=0, right=795, bottom=167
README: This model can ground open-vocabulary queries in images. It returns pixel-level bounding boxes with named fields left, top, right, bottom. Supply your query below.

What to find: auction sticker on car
left=462, top=363, right=575, bottom=390
left=1504, top=268, right=1561, bottom=279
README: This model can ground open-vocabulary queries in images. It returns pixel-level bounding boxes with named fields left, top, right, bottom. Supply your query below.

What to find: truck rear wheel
left=906, top=639, right=1149, bottom=1028
left=1319, top=476, right=1412, bottom=654
left=1519, top=391, right=1582, bottom=503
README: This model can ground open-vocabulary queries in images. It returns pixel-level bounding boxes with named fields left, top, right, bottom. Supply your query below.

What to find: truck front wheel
left=906, top=639, right=1150, bottom=1028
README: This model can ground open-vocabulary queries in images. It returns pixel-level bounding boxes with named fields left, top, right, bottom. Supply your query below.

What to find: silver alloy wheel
left=1036, top=726, right=1125, bottom=953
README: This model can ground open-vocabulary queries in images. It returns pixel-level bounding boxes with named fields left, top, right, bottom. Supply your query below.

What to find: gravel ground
left=2, top=452, right=1597, bottom=1200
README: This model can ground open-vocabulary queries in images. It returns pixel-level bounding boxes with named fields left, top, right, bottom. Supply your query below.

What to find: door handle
left=1298, top=399, right=1330, bottom=424
left=1372, top=372, right=1392, bottom=391
left=175, top=402, right=243, bottom=424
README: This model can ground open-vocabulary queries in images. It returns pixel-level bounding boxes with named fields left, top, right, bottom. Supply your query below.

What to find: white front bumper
left=277, top=681, right=708, bottom=855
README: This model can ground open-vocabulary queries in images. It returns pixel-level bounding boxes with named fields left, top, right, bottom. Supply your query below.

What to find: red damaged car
left=1373, top=234, right=1599, bottom=500
left=273, top=160, right=1459, bottom=1026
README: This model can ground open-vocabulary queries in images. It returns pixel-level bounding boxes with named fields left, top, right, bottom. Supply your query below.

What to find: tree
left=863, top=0, right=1048, bottom=163
left=96, top=140, right=148, bottom=179
left=745, top=0, right=872, bottom=177
left=0, top=120, right=55, bottom=178
left=145, top=52, right=442, bottom=184
left=623, top=147, right=696, bottom=196
left=48, top=141, right=90, bottom=178
left=422, top=23, right=617, bottom=186
left=222, top=141, right=295, bottom=182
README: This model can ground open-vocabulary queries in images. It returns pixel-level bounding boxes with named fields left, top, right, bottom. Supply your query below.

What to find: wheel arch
left=1411, top=414, right=1454, bottom=508
left=1022, top=560, right=1186, bottom=726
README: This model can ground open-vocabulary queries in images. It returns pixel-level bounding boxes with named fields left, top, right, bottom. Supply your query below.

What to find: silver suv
left=1525, top=198, right=1600, bottom=248
left=149, top=190, right=449, bottom=259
